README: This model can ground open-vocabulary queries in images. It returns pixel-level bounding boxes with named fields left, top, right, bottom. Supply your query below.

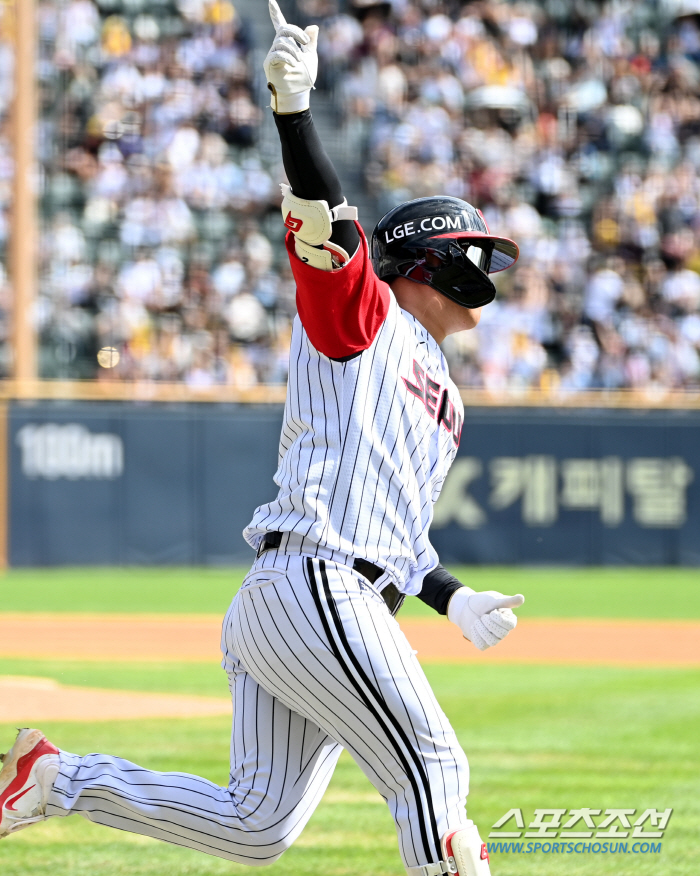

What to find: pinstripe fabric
left=46, top=558, right=469, bottom=870
left=226, top=557, right=470, bottom=868
left=44, top=253, right=473, bottom=870
left=47, top=649, right=341, bottom=865
left=244, top=293, right=464, bottom=596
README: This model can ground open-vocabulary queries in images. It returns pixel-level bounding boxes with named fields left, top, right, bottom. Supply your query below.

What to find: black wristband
left=417, top=564, right=464, bottom=616
left=274, top=110, right=359, bottom=255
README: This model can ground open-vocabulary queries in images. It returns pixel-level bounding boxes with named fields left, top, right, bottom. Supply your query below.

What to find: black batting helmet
left=370, top=196, right=519, bottom=308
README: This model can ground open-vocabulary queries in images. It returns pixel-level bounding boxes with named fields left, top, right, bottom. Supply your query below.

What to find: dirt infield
left=2, top=614, right=698, bottom=723
left=1, top=613, right=699, bottom=665
left=403, top=618, right=700, bottom=665
left=0, top=675, right=230, bottom=723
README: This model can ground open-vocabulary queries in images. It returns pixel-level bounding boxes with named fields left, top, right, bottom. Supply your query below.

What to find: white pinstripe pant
left=47, top=555, right=470, bottom=870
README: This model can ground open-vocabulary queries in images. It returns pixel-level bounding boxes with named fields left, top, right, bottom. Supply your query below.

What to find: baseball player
left=0, top=5, right=524, bottom=875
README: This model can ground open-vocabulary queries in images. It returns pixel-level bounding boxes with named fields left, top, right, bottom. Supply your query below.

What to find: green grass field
left=1, top=567, right=699, bottom=876
left=2, top=565, right=700, bottom=618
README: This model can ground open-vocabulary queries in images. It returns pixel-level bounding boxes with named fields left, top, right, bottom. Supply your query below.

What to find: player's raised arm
left=264, top=0, right=389, bottom=359
left=265, top=0, right=358, bottom=267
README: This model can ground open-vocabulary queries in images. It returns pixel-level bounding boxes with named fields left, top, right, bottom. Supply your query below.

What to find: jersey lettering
left=437, top=391, right=453, bottom=432
left=402, top=360, right=426, bottom=403
left=452, top=410, right=463, bottom=447
left=246, top=239, right=465, bottom=596
left=404, top=359, right=461, bottom=443
left=425, top=377, right=440, bottom=417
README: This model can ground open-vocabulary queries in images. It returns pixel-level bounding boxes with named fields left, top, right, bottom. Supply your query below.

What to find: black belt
left=256, top=531, right=404, bottom=616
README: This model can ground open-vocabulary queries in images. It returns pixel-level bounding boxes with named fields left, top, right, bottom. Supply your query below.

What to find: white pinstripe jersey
left=244, top=231, right=464, bottom=595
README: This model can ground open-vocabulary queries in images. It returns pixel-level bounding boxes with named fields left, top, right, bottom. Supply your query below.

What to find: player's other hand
left=447, top=589, right=525, bottom=651
left=264, top=0, right=319, bottom=114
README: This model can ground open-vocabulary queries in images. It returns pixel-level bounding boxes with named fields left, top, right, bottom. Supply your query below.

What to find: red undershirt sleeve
left=286, top=223, right=391, bottom=359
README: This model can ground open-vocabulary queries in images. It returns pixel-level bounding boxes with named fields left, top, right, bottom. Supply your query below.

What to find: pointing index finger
left=269, top=0, right=287, bottom=33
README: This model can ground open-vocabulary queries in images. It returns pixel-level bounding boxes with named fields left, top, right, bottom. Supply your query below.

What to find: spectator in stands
left=308, top=0, right=700, bottom=394
left=19, top=0, right=700, bottom=395
left=37, top=0, right=287, bottom=385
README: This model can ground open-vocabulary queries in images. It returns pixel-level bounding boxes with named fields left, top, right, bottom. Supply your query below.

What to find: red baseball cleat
left=0, top=729, right=60, bottom=838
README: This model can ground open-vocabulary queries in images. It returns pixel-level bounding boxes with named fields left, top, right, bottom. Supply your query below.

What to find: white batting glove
left=447, top=589, right=525, bottom=651
left=264, top=0, right=319, bottom=114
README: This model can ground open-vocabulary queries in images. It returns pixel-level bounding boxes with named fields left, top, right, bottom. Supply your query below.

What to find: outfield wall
left=9, top=402, right=700, bottom=566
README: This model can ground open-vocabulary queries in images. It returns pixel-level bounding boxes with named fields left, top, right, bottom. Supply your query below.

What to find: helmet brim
left=428, top=231, right=519, bottom=273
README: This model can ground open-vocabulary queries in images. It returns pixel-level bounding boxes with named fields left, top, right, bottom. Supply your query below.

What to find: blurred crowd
left=302, top=0, right=700, bottom=393
left=2, top=0, right=700, bottom=393
left=35, top=0, right=296, bottom=384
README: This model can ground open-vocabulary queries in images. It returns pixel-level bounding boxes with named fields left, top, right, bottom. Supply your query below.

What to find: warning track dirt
left=0, top=614, right=699, bottom=666
left=2, top=615, right=697, bottom=723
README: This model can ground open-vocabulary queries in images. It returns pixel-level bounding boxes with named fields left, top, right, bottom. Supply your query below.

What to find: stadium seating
left=299, top=0, right=700, bottom=394
left=12, top=0, right=700, bottom=392
left=35, top=0, right=289, bottom=385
